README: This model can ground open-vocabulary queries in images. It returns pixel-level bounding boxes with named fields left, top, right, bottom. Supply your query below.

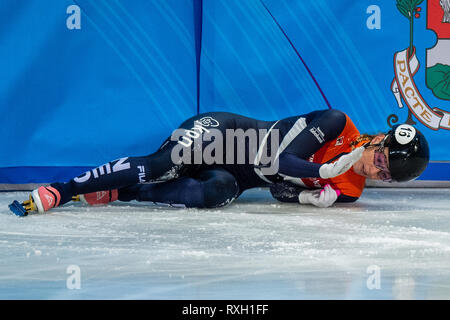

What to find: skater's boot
left=25, top=186, right=62, bottom=214
left=8, top=186, right=61, bottom=216
left=72, top=190, right=118, bottom=206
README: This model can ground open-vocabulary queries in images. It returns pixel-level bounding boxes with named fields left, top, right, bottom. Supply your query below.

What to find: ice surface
left=0, top=188, right=449, bottom=299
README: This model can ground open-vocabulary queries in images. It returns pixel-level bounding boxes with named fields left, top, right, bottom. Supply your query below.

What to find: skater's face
left=352, top=135, right=391, bottom=181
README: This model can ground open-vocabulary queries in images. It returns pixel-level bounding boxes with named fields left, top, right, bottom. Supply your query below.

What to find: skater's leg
left=134, top=168, right=240, bottom=208
left=55, top=111, right=235, bottom=208
left=21, top=112, right=231, bottom=214
left=75, top=184, right=144, bottom=206
left=52, top=138, right=192, bottom=206
left=24, top=136, right=195, bottom=213
left=117, top=185, right=143, bottom=202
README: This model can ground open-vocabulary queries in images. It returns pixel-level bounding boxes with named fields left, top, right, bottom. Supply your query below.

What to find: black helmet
left=384, top=124, right=430, bottom=182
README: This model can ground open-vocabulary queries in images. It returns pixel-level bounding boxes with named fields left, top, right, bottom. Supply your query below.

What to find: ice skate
left=72, top=190, right=118, bottom=206
left=9, top=186, right=61, bottom=216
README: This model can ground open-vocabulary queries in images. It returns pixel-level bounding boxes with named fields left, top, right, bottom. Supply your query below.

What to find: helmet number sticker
left=395, top=125, right=416, bottom=145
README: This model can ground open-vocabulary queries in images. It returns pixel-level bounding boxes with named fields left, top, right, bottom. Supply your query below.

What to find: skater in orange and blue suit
left=10, top=109, right=429, bottom=215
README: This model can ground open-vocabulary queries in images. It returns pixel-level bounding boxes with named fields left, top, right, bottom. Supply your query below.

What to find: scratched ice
left=0, top=188, right=449, bottom=299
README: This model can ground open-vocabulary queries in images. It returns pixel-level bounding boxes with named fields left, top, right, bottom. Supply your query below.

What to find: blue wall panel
left=199, top=0, right=330, bottom=120
left=0, top=0, right=197, bottom=180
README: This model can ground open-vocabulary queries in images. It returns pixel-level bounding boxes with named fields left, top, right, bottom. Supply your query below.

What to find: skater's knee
left=133, top=170, right=239, bottom=209
left=201, top=171, right=239, bottom=208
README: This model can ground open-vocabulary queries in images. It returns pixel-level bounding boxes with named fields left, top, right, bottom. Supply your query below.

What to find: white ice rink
left=0, top=188, right=449, bottom=300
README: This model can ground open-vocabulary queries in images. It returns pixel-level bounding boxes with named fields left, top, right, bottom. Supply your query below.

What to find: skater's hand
left=319, top=147, right=364, bottom=179
left=298, top=184, right=341, bottom=208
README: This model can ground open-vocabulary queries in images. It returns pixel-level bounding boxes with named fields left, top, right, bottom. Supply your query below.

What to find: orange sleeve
left=301, top=114, right=366, bottom=198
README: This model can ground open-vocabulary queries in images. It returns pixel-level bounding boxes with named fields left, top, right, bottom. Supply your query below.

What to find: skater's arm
left=277, top=148, right=364, bottom=179
left=277, top=109, right=347, bottom=178
left=277, top=109, right=363, bottom=179
left=270, top=182, right=358, bottom=206
left=269, top=181, right=305, bottom=203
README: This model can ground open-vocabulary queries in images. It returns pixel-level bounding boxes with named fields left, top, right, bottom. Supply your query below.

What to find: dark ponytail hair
left=349, top=134, right=379, bottom=150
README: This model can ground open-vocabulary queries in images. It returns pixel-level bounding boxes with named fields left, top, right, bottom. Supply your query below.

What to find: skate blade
left=8, top=200, right=28, bottom=217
